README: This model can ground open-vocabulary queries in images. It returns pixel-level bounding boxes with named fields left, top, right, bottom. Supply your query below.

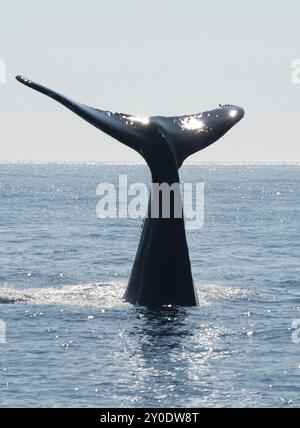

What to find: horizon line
left=0, top=160, right=299, bottom=166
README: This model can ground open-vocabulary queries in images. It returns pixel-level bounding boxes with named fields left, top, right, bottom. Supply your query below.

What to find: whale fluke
left=16, top=76, right=244, bottom=169
left=16, top=75, right=245, bottom=308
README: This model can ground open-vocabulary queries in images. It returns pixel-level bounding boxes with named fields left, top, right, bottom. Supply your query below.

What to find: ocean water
left=0, top=163, right=299, bottom=408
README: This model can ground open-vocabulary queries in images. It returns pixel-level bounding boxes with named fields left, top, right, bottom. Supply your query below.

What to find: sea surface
left=0, top=163, right=299, bottom=408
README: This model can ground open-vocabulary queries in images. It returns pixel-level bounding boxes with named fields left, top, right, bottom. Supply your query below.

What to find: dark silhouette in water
left=16, top=75, right=244, bottom=308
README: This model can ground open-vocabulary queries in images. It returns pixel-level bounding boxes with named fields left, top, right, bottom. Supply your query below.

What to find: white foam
left=0, top=282, right=251, bottom=309
left=196, top=282, right=251, bottom=301
left=0, top=282, right=129, bottom=308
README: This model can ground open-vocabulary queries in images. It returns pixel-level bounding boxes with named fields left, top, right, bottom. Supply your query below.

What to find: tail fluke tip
left=16, top=75, right=32, bottom=84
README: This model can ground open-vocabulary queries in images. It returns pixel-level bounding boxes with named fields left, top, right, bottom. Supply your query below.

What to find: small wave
left=0, top=282, right=251, bottom=308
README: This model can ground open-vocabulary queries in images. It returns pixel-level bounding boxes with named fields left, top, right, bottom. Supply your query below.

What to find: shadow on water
left=114, top=306, right=224, bottom=406
left=132, top=306, right=192, bottom=357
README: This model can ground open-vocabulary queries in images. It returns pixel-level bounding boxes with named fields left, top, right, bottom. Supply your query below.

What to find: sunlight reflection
left=113, top=308, right=229, bottom=406
left=229, top=109, right=238, bottom=118
left=127, top=116, right=150, bottom=125
left=180, top=116, right=205, bottom=131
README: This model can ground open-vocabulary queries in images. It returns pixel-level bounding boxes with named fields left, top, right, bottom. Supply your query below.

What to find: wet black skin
left=16, top=75, right=244, bottom=308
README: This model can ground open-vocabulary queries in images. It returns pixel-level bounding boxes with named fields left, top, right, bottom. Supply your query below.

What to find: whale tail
left=16, top=76, right=244, bottom=168
left=16, top=75, right=245, bottom=308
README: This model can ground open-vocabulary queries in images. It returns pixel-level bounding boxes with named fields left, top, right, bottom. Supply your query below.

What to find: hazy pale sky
left=1, top=0, right=300, bottom=162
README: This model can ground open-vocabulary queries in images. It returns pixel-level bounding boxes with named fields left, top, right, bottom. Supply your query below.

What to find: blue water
left=0, top=163, right=299, bottom=407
